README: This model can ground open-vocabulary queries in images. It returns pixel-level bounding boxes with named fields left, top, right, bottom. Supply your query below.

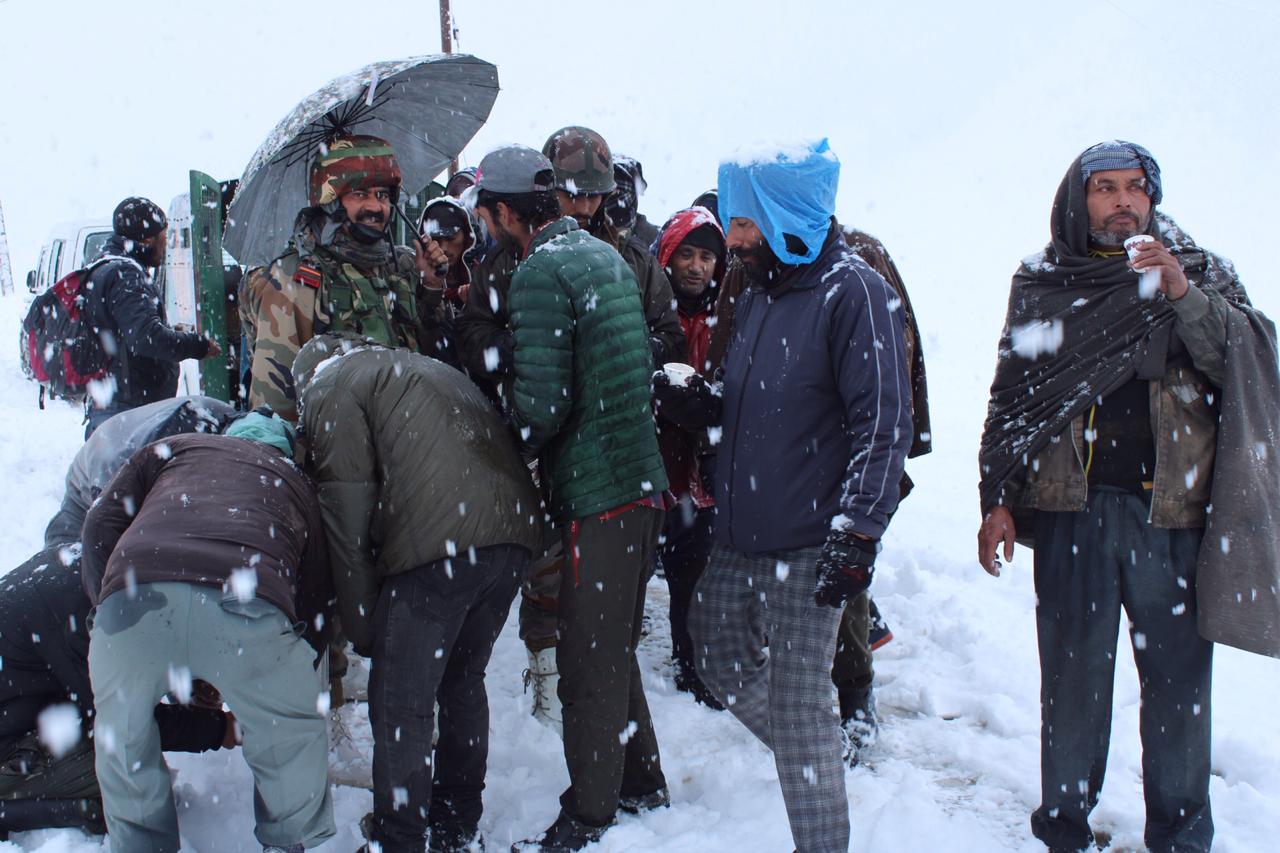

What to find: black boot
left=838, top=684, right=878, bottom=766
left=618, top=786, right=670, bottom=814
left=511, top=812, right=610, bottom=852
left=673, top=660, right=724, bottom=711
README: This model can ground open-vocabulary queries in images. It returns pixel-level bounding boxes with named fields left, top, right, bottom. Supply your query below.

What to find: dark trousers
left=658, top=501, right=715, bottom=677
left=0, top=675, right=63, bottom=757
left=368, top=545, right=527, bottom=852
left=1031, top=488, right=1213, bottom=853
left=557, top=506, right=666, bottom=827
left=830, top=592, right=873, bottom=692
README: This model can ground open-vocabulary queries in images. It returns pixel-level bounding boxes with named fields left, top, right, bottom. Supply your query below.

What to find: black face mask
left=347, top=220, right=388, bottom=244
left=605, top=180, right=637, bottom=231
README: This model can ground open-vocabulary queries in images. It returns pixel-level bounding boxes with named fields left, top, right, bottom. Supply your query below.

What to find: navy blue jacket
left=715, top=230, right=912, bottom=553
left=87, top=236, right=209, bottom=410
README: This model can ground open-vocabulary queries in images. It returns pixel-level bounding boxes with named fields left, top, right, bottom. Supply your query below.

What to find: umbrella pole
left=440, top=0, right=459, bottom=179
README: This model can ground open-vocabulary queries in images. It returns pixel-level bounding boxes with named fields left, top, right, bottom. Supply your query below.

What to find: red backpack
left=22, top=256, right=139, bottom=407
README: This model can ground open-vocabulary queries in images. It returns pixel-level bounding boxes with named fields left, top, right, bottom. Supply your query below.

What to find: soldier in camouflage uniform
left=239, top=135, right=441, bottom=421
left=453, top=129, right=684, bottom=732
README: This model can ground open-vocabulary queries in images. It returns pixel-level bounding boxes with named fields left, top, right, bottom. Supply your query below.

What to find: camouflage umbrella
left=224, top=53, right=499, bottom=268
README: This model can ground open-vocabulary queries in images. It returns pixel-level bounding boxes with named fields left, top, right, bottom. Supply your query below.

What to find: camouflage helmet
left=542, top=126, right=615, bottom=195
left=308, top=135, right=403, bottom=207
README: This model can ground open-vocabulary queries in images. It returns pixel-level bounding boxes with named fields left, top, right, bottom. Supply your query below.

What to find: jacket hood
left=225, top=411, right=296, bottom=456
left=717, top=138, right=839, bottom=265
left=419, top=196, right=477, bottom=251
left=658, top=207, right=726, bottom=313
left=293, top=331, right=390, bottom=402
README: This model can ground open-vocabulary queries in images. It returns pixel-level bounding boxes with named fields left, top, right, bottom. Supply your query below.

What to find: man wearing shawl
left=977, top=141, right=1280, bottom=853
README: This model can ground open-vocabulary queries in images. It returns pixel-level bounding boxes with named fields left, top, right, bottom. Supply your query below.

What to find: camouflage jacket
left=240, top=244, right=420, bottom=420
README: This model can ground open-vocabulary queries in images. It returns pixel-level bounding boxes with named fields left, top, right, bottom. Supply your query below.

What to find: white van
left=27, top=219, right=114, bottom=293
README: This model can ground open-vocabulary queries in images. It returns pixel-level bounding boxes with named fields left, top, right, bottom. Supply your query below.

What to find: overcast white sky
left=2, top=0, right=1277, bottom=298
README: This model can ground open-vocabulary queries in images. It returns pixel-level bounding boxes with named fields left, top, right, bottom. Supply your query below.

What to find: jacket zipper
left=724, top=291, right=771, bottom=550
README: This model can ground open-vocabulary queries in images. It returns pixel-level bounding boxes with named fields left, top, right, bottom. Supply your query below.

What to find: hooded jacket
left=85, top=235, right=211, bottom=410
left=417, top=196, right=478, bottom=366
left=294, top=336, right=542, bottom=653
left=655, top=207, right=727, bottom=507
left=45, top=396, right=233, bottom=547
left=716, top=226, right=912, bottom=551
left=80, top=433, right=331, bottom=652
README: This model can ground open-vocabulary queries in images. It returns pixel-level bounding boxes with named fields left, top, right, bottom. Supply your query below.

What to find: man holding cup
left=977, top=140, right=1280, bottom=853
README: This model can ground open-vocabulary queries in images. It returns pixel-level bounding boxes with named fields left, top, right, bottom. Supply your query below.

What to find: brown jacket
left=81, top=433, right=331, bottom=649
left=999, top=283, right=1229, bottom=537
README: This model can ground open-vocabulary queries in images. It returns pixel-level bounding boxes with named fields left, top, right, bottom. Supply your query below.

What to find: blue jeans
left=1031, top=488, right=1213, bottom=853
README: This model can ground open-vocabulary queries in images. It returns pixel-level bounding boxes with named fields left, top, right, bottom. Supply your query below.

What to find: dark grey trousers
left=690, top=544, right=848, bottom=853
left=556, top=505, right=666, bottom=827
left=368, top=545, right=526, bottom=853
left=1031, top=488, right=1213, bottom=853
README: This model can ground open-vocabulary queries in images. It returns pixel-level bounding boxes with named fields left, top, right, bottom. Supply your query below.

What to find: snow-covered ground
left=3, top=1, right=1280, bottom=851
left=3, top=296, right=1280, bottom=852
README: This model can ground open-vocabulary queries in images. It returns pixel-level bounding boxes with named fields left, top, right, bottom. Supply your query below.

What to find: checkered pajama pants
left=689, top=543, right=849, bottom=853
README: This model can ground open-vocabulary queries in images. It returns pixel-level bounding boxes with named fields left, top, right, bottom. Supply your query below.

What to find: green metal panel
left=190, top=170, right=231, bottom=402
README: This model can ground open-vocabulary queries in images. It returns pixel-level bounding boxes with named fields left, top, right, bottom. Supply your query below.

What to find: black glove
left=652, top=370, right=723, bottom=432
left=814, top=530, right=878, bottom=608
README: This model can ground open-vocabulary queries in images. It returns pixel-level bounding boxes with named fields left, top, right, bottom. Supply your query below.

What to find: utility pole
left=0, top=198, right=13, bottom=295
left=440, top=0, right=459, bottom=178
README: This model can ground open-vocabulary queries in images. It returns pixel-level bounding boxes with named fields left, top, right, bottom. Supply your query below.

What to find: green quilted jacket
left=509, top=217, right=668, bottom=520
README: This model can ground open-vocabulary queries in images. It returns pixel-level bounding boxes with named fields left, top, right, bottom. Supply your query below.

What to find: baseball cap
left=475, top=145, right=556, bottom=194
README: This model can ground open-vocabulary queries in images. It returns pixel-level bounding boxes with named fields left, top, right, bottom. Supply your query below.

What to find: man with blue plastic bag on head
left=662, top=140, right=912, bottom=853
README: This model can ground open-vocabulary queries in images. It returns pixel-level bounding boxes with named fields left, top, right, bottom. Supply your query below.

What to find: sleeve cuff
left=1171, top=283, right=1210, bottom=322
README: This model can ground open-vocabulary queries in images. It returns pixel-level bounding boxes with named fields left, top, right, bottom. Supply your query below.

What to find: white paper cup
left=662, top=363, right=697, bottom=386
left=1124, top=235, right=1161, bottom=299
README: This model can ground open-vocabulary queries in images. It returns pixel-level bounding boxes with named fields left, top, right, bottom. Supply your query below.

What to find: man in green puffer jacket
left=472, top=145, right=669, bottom=852
left=293, top=333, right=541, bottom=853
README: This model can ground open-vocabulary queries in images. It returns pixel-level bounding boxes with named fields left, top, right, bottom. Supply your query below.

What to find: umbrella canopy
left=225, top=53, right=499, bottom=268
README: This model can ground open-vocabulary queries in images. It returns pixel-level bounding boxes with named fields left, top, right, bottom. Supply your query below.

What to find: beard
left=731, top=238, right=784, bottom=290
left=491, top=221, right=525, bottom=257
left=1088, top=211, right=1148, bottom=248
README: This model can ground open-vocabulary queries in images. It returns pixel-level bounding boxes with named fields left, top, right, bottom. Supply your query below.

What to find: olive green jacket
left=296, top=337, right=541, bottom=652
left=508, top=218, right=668, bottom=520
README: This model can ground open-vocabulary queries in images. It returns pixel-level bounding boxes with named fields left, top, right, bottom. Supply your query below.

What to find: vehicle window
left=182, top=227, right=192, bottom=249
left=36, top=246, right=49, bottom=289
left=49, top=240, right=65, bottom=282
left=83, top=231, right=111, bottom=264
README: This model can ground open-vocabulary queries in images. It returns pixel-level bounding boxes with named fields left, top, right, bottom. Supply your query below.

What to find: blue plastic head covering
left=225, top=410, right=296, bottom=456
left=717, top=138, right=840, bottom=265
left=1079, top=140, right=1162, bottom=205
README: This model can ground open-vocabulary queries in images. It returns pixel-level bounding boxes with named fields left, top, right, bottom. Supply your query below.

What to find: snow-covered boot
left=523, top=647, right=563, bottom=735
left=839, top=684, right=878, bottom=766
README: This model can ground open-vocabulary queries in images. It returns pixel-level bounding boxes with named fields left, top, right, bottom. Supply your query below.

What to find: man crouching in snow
left=977, top=140, right=1280, bottom=853
left=294, top=333, right=541, bottom=853
left=81, top=412, right=335, bottom=853
left=659, top=139, right=912, bottom=853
